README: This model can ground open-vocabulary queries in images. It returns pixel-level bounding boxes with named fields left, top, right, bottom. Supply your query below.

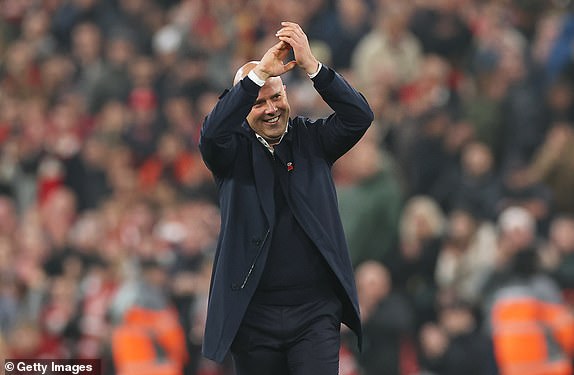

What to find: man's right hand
left=253, top=41, right=297, bottom=81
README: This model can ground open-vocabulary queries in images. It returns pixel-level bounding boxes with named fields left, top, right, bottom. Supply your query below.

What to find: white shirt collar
left=255, top=125, right=288, bottom=154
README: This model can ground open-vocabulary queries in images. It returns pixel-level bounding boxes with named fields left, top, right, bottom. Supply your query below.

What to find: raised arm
left=277, top=22, right=374, bottom=163
left=199, top=80, right=257, bottom=176
left=199, top=41, right=296, bottom=176
left=312, top=66, right=374, bottom=163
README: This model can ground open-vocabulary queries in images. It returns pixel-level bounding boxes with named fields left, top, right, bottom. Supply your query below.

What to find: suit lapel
left=251, top=140, right=275, bottom=225
left=273, top=124, right=294, bottom=174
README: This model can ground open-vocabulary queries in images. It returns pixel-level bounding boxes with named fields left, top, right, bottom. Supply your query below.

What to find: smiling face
left=246, top=76, right=290, bottom=144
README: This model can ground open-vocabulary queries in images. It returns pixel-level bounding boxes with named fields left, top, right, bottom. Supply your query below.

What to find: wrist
left=307, top=61, right=322, bottom=78
left=248, top=69, right=266, bottom=87
left=252, top=66, right=270, bottom=81
left=303, top=58, right=319, bottom=74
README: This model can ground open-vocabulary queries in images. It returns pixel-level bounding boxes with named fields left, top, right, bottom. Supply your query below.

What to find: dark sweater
left=254, top=147, right=335, bottom=305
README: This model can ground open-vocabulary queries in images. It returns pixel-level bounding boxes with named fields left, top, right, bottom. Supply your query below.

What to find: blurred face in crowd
left=130, top=57, right=156, bottom=87
left=439, top=305, right=475, bottom=336
left=355, top=261, right=391, bottom=304
left=5, top=41, right=33, bottom=75
left=72, top=23, right=101, bottom=63
left=246, top=76, right=290, bottom=144
left=550, top=217, right=574, bottom=253
left=462, top=142, right=493, bottom=177
left=334, top=128, right=381, bottom=183
left=23, top=10, right=50, bottom=40
left=106, top=37, right=134, bottom=66
left=447, top=210, right=477, bottom=243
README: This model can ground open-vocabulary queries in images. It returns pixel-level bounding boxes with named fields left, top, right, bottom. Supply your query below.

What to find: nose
left=264, top=100, right=277, bottom=113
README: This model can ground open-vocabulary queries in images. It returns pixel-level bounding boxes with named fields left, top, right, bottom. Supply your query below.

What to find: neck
left=266, top=135, right=283, bottom=146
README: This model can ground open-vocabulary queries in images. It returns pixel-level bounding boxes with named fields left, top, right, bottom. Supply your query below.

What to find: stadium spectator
left=334, top=127, right=404, bottom=267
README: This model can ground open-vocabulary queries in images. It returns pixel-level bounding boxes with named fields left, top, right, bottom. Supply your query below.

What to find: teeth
left=265, top=117, right=279, bottom=123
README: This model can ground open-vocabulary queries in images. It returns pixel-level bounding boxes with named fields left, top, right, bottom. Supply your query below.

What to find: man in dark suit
left=199, top=21, right=373, bottom=375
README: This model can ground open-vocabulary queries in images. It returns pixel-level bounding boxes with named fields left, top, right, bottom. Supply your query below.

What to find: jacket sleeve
left=199, top=78, right=261, bottom=176
left=311, top=65, right=374, bottom=163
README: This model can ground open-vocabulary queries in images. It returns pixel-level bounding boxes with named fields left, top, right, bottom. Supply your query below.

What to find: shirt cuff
left=247, top=70, right=266, bottom=87
left=307, top=62, right=322, bottom=79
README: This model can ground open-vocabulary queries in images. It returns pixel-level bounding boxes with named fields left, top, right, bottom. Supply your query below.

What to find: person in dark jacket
left=199, top=21, right=373, bottom=375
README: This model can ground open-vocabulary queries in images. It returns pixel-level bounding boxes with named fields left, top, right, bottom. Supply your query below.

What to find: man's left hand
left=275, top=22, right=319, bottom=75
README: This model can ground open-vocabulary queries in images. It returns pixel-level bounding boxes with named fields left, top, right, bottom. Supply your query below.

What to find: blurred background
left=1, top=0, right=574, bottom=374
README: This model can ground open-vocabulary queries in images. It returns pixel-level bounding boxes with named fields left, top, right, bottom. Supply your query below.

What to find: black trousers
left=230, top=293, right=343, bottom=375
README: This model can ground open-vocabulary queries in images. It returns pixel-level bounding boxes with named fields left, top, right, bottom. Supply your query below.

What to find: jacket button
left=252, top=238, right=262, bottom=246
left=231, top=283, right=239, bottom=290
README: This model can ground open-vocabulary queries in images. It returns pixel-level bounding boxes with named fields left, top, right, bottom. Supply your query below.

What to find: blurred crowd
left=1, top=0, right=574, bottom=374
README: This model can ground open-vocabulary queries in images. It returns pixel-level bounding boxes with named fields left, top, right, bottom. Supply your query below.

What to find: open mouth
left=263, top=115, right=280, bottom=124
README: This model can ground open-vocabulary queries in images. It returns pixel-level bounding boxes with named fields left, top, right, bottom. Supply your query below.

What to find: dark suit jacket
left=199, top=66, right=373, bottom=362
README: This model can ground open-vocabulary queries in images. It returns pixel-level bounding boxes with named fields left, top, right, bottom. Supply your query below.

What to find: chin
left=265, top=125, right=287, bottom=136
left=265, top=133, right=284, bottom=142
